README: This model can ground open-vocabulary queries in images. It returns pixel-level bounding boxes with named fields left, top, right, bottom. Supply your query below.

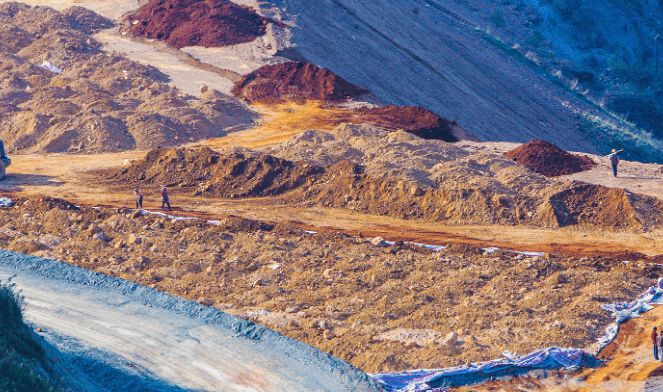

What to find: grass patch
left=0, top=282, right=63, bottom=392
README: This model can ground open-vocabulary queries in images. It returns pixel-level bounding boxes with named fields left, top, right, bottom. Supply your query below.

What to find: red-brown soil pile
left=331, top=106, right=459, bottom=142
left=232, top=62, right=370, bottom=103
left=504, top=140, right=596, bottom=177
left=0, top=4, right=256, bottom=154
left=127, top=0, right=281, bottom=49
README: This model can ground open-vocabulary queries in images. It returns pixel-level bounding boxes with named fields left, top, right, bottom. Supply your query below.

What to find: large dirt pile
left=504, top=140, right=596, bottom=177
left=0, top=4, right=256, bottom=154
left=106, top=124, right=663, bottom=229
left=0, top=195, right=658, bottom=373
left=126, top=0, right=281, bottom=49
left=111, top=146, right=324, bottom=198
left=329, top=106, right=460, bottom=142
left=232, top=62, right=370, bottom=103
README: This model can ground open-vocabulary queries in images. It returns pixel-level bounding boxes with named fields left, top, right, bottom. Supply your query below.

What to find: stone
left=319, top=320, right=331, bottom=330
left=88, top=223, right=102, bottom=234
left=410, top=186, right=424, bottom=197
left=323, top=330, right=335, bottom=339
left=131, top=210, right=142, bottom=219
left=370, top=236, right=387, bottom=247
left=442, top=332, right=457, bottom=346
left=555, top=272, right=568, bottom=284
left=286, top=306, right=301, bottom=313
left=93, top=232, right=110, bottom=242
left=198, top=297, right=215, bottom=306
left=128, top=234, right=142, bottom=245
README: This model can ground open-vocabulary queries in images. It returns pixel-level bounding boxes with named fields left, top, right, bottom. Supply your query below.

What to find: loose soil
left=0, top=195, right=657, bottom=374
left=0, top=4, right=256, bottom=154
left=504, top=140, right=597, bottom=177
left=126, top=0, right=282, bottom=49
left=101, top=125, right=663, bottom=230
left=232, top=62, right=370, bottom=103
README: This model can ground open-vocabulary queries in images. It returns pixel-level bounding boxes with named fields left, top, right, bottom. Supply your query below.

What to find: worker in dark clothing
left=160, top=186, right=172, bottom=211
left=654, top=327, right=659, bottom=360
left=608, top=148, right=624, bottom=177
left=134, top=188, right=143, bottom=209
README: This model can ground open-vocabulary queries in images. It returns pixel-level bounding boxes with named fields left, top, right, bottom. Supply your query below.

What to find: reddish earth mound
left=232, top=62, right=370, bottom=103
left=127, top=0, right=281, bottom=49
left=504, top=140, right=595, bottom=177
left=111, top=146, right=326, bottom=198
left=332, top=106, right=459, bottom=142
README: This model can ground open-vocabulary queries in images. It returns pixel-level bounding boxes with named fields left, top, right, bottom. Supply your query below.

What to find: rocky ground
left=0, top=195, right=658, bottom=374
left=0, top=3, right=256, bottom=154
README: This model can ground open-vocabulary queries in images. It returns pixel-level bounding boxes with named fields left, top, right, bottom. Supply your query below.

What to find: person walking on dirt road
left=160, top=186, right=172, bottom=211
left=653, top=327, right=659, bottom=360
left=607, top=148, right=624, bottom=177
left=657, top=328, right=663, bottom=362
left=134, top=188, right=143, bottom=209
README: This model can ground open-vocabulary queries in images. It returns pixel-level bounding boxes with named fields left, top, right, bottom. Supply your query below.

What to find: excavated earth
left=102, top=124, right=663, bottom=230
left=0, top=3, right=256, bottom=154
left=504, top=140, right=597, bottom=177
left=126, top=0, right=282, bottom=49
left=0, top=195, right=658, bottom=374
left=232, top=62, right=370, bottom=103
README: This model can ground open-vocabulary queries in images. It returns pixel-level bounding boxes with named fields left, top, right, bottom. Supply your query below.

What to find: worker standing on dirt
left=161, top=186, right=172, bottom=211
left=607, top=148, right=624, bottom=177
left=654, top=327, right=660, bottom=360
left=134, top=188, right=143, bottom=209
left=657, top=328, right=663, bottom=362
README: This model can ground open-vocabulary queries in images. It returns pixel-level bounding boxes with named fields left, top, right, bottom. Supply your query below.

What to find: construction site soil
left=232, top=61, right=370, bottom=103
left=102, top=124, right=663, bottom=230
left=0, top=4, right=256, bottom=154
left=0, top=195, right=658, bottom=374
left=504, top=140, right=597, bottom=177
left=126, top=0, right=281, bottom=49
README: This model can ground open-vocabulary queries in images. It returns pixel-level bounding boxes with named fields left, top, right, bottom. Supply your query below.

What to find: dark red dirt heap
left=334, top=106, right=459, bottom=142
left=232, top=62, right=370, bottom=103
left=504, top=140, right=596, bottom=177
left=127, top=0, right=280, bottom=49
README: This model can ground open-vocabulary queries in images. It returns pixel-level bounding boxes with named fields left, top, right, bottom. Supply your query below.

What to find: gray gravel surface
left=0, top=249, right=383, bottom=392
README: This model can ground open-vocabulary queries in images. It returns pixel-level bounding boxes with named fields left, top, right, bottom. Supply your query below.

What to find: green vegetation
left=0, top=282, right=62, bottom=392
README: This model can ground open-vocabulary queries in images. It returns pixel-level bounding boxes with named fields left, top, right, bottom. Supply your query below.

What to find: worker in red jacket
left=653, top=327, right=659, bottom=360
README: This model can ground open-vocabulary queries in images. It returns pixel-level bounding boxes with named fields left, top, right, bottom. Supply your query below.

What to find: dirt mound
left=0, top=4, right=256, bottom=154
left=232, top=62, right=370, bottom=103
left=542, top=182, right=663, bottom=228
left=0, top=194, right=655, bottom=373
left=103, top=133, right=663, bottom=230
left=504, top=140, right=596, bottom=177
left=329, top=106, right=459, bottom=142
left=126, top=0, right=281, bottom=49
left=108, top=146, right=325, bottom=198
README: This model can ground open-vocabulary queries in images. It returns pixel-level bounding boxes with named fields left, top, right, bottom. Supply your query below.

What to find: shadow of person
left=0, top=173, right=65, bottom=192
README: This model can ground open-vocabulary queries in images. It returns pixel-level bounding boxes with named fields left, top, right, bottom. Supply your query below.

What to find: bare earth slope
left=0, top=249, right=382, bottom=391
left=265, top=0, right=608, bottom=153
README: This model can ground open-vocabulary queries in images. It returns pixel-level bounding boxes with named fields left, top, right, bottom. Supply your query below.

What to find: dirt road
left=0, top=249, right=382, bottom=392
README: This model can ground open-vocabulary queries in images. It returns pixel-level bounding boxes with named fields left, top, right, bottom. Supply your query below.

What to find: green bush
left=0, top=283, right=62, bottom=392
